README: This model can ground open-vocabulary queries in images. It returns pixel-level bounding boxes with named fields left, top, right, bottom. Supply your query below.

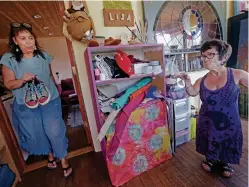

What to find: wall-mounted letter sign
left=103, top=9, right=134, bottom=27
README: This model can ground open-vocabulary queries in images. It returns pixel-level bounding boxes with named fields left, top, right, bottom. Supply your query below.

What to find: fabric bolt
left=103, top=56, right=128, bottom=79
left=99, top=98, right=115, bottom=113
left=145, top=86, right=163, bottom=99
left=98, top=91, right=109, bottom=101
left=196, top=68, right=242, bottom=164
left=100, top=105, right=113, bottom=113
left=112, top=77, right=152, bottom=110
left=107, top=92, right=146, bottom=161
left=94, top=55, right=112, bottom=79
left=12, top=97, right=68, bottom=159
left=99, top=98, right=115, bottom=107
left=98, top=109, right=121, bottom=142
left=97, top=79, right=138, bottom=98
left=106, top=99, right=172, bottom=187
left=129, top=83, right=152, bottom=101
left=99, top=81, right=154, bottom=142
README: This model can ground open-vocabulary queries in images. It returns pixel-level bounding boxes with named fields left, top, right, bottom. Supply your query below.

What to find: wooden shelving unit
left=84, top=43, right=167, bottom=153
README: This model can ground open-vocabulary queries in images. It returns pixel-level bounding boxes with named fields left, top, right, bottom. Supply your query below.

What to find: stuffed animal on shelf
left=63, top=1, right=99, bottom=47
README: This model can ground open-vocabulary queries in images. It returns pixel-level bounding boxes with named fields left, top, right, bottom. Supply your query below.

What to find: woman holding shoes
left=0, top=22, right=72, bottom=177
left=175, top=39, right=248, bottom=178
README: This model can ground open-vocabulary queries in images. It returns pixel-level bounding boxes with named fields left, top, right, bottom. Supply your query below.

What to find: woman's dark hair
left=8, top=25, right=45, bottom=62
left=201, top=39, right=232, bottom=64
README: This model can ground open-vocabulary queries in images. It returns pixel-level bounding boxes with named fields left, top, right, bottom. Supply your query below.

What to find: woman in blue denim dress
left=0, top=23, right=72, bottom=177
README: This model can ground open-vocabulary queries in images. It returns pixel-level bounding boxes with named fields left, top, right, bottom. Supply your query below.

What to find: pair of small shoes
left=47, top=158, right=57, bottom=170
left=25, top=77, right=50, bottom=109
left=63, top=165, right=73, bottom=178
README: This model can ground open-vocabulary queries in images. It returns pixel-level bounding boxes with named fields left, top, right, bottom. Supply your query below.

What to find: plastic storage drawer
left=175, top=129, right=190, bottom=146
left=175, top=113, right=191, bottom=132
left=174, top=98, right=190, bottom=116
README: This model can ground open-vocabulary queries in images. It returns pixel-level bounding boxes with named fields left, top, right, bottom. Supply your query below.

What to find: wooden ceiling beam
left=0, top=1, right=64, bottom=39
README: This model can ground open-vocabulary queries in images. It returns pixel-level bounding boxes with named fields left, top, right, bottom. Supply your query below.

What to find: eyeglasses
left=10, top=22, right=32, bottom=30
left=200, top=53, right=219, bottom=60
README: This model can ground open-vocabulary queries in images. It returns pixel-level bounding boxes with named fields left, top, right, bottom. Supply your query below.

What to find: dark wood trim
left=62, top=1, right=93, bottom=145
left=0, top=99, right=26, bottom=173
left=24, top=146, right=94, bottom=173
left=65, top=39, right=93, bottom=145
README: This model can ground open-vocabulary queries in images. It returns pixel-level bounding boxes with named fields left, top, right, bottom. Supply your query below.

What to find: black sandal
left=47, top=158, right=57, bottom=170
left=202, top=160, right=216, bottom=172
left=63, top=165, right=73, bottom=178
left=221, top=163, right=234, bottom=178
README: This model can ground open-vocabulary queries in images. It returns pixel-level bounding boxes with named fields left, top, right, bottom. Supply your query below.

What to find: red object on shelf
left=115, top=50, right=134, bottom=76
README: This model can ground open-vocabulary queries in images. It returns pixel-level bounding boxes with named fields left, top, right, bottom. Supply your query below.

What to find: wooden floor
left=17, top=119, right=248, bottom=187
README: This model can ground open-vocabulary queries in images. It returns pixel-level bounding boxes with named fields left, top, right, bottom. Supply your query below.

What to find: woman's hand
left=21, top=73, right=35, bottom=83
left=174, top=72, right=191, bottom=87
left=174, top=72, right=202, bottom=97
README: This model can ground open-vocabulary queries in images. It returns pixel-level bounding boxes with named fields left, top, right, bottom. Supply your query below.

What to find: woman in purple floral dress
left=175, top=39, right=248, bottom=178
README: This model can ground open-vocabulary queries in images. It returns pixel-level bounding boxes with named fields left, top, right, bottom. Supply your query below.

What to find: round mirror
left=154, top=1, right=223, bottom=50
left=182, top=9, right=198, bottom=36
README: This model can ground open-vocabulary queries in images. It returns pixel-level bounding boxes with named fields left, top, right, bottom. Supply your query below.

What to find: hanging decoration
left=63, top=1, right=99, bottom=47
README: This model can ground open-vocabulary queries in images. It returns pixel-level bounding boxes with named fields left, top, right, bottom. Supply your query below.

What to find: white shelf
left=165, top=50, right=200, bottom=55
left=96, top=73, right=154, bottom=86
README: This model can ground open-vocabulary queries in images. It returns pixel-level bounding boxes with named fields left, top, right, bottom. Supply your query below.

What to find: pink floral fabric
left=106, top=99, right=172, bottom=186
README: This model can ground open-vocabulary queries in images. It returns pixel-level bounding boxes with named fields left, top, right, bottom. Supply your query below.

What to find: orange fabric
left=129, top=83, right=152, bottom=101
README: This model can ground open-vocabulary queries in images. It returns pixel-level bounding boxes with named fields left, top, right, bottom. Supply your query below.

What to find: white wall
left=38, top=37, right=73, bottom=79
left=86, top=1, right=144, bottom=39
left=71, top=41, right=101, bottom=151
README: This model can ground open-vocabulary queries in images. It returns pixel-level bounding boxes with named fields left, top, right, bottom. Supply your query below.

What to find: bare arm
left=185, top=78, right=202, bottom=97
left=2, top=65, right=34, bottom=90
left=174, top=72, right=202, bottom=97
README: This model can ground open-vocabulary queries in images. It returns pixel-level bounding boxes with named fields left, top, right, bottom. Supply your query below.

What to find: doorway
left=0, top=1, right=93, bottom=173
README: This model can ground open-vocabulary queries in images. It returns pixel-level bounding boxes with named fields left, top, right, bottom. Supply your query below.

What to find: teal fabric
left=111, top=77, right=152, bottom=110
left=0, top=52, right=59, bottom=104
